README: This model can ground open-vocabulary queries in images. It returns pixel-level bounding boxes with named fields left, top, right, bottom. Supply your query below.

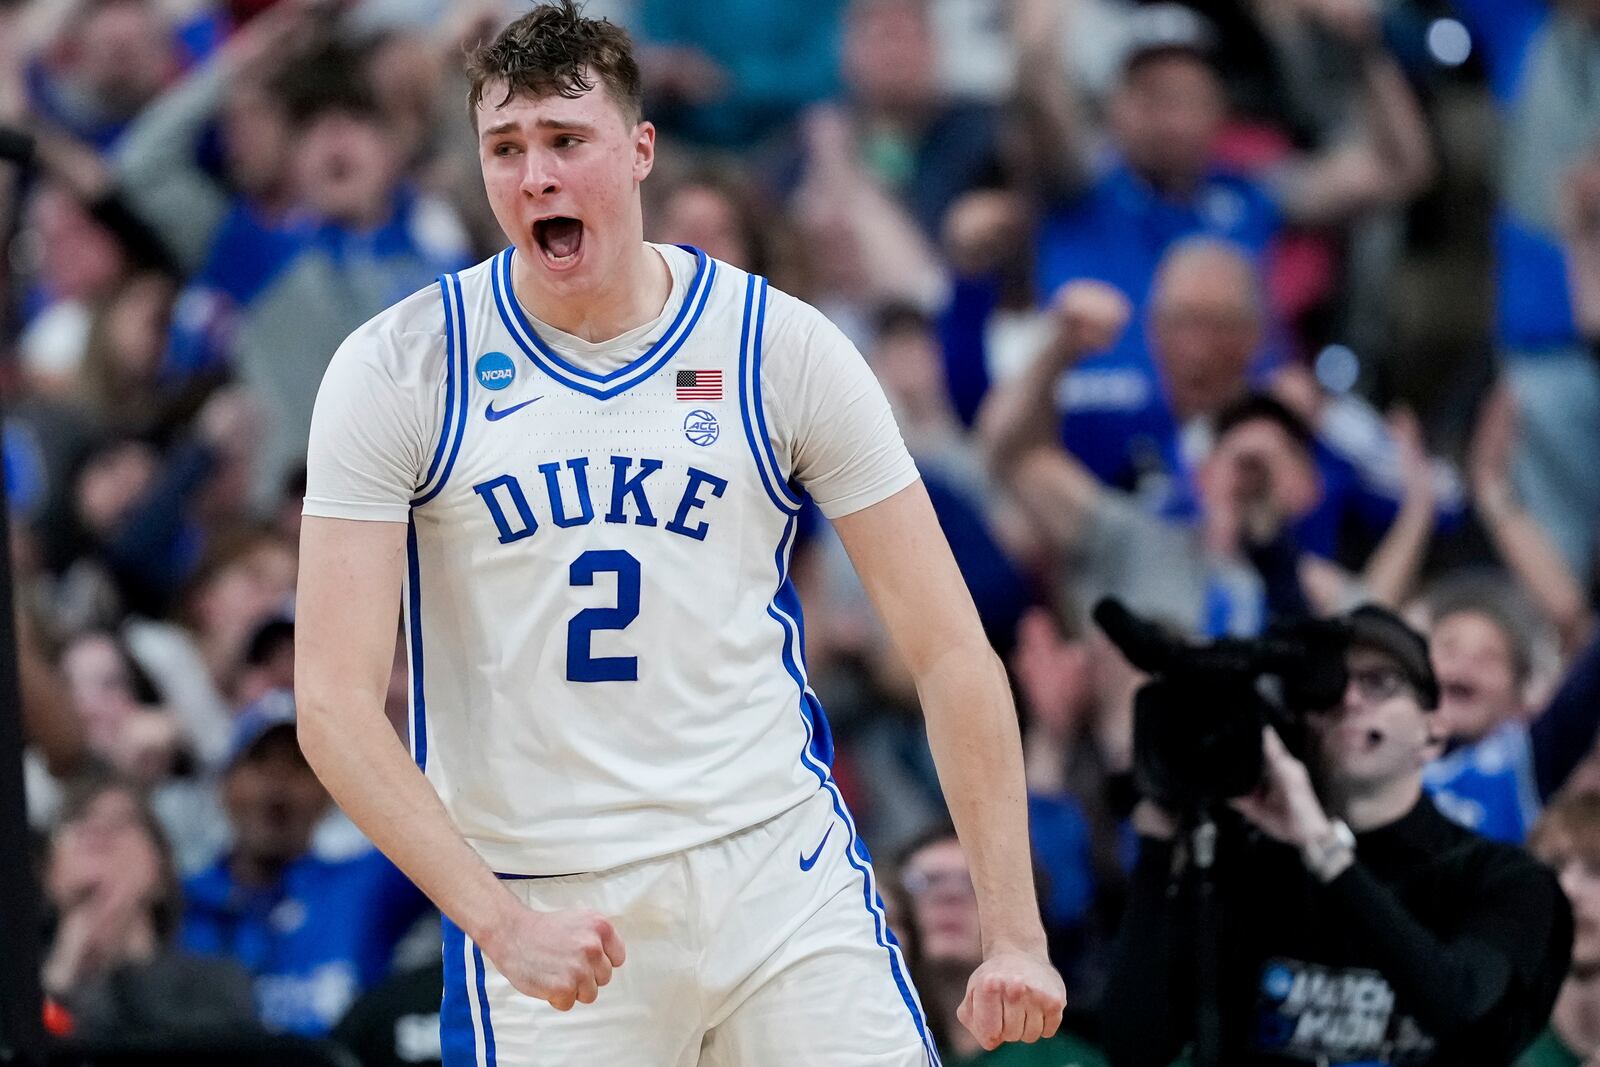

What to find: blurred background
left=1, top=0, right=1599, bottom=1064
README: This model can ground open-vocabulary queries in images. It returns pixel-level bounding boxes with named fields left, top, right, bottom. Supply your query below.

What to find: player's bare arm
left=295, top=515, right=625, bottom=1011
left=832, top=482, right=1068, bottom=1049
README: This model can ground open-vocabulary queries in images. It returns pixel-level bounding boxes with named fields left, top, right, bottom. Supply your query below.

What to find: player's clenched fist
left=957, top=950, right=1067, bottom=1051
left=482, top=907, right=627, bottom=1011
left=1048, top=279, right=1133, bottom=360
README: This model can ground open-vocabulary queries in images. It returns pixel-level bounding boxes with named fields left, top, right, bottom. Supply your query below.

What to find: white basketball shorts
left=440, top=787, right=941, bottom=1065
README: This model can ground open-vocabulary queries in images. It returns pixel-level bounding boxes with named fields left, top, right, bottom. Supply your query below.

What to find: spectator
left=60, top=630, right=184, bottom=787
left=1486, top=0, right=1600, bottom=580
left=635, top=0, right=846, bottom=147
left=75, top=272, right=220, bottom=445
left=1425, top=593, right=1600, bottom=844
left=114, top=1, right=315, bottom=269
left=123, top=525, right=297, bottom=771
left=56, top=628, right=226, bottom=872
left=51, top=387, right=261, bottom=620
left=181, top=692, right=431, bottom=1037
left=17, top=183, right=132, bottom=388
left=832, top=0, right=1003, bottom=239
left=25, top=0, right=179, bottom=151
left=1466, top=382, right=1595, bottom=657
left=1032, top=238, right=1456, bottom=566
left=649, top=166, right=784, bottom=281
left=979, top=281, right=1436, bottom=636
left=1102, top=607, right=1572, bottom=1066
left=162, top=37, right=472, bottom=501
left=40, top=774, right=258, bottom=1043
left=897, top=826, right=1108, bottom=1065
left=1522, top=791, right=1600, bottom=1066
left=1014, top=0, right=1432, bottom=371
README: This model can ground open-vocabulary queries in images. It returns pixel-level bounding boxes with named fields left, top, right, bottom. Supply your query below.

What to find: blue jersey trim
left=750, top=278, right=805, bottom=510
left=440, top=918, right=474, bottom=1066
left=413, top=272, right=471, bottom=507
left=414, top=279, right=457, bottom=498
left=492, top=247, right=716, bottom=400
left=738, top=275, right=802, bottom=516
left=765, top=514, right=937, bottom=1064
left=473, top=944, right=498, bottom=1067
left=404, top=518, right=427, bottom=771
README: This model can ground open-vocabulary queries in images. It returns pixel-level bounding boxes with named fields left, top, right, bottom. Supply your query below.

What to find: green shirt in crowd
left=1517, top=1026, right=1583, bottom=1067
left=945, top=1033, right=1110, bottom=1067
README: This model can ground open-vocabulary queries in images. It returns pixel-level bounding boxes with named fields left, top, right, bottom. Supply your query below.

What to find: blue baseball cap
left=224, top=689, right=298, bottom=770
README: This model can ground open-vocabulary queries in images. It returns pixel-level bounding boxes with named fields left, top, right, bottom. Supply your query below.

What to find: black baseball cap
left=1342, top=605, right=1440, bottom=710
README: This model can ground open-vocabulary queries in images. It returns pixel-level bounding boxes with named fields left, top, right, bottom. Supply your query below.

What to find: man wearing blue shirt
left=1017, top=1, right=1432, bottom=378
left=182, top=691, right=430, bottom=1036
left=1425, top=595, right=1600, bottom=845
left=1468, top=0, right=1600, bottom=580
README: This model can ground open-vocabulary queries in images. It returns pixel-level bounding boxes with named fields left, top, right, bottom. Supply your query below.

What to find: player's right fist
left=1048, top=280, right=1132, bottom=361
left=482, top=906, right=627, bottom=1011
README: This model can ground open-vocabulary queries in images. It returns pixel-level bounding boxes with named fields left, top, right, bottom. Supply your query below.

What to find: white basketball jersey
left=340, top=246, right=900, bottom=875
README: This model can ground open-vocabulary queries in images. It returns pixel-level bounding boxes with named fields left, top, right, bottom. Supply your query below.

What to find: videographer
left=1100, top=606, right=1573, bottom=1067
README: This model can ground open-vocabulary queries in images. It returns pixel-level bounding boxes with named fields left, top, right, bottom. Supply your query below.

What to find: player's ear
left=633, top=120, right=656, bottom=183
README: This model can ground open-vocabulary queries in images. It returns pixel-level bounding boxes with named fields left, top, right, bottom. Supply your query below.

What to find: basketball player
left=294, top=4, right=1063, bottom=1064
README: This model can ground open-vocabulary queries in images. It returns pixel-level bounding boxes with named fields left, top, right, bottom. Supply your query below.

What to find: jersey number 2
left=567, top=550, right=640, bottom=682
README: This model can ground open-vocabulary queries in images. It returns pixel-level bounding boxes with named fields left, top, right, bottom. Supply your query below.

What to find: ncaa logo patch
left=683, top=409, right=719, bottom=446
left=475, top=352, right=516, bottom=391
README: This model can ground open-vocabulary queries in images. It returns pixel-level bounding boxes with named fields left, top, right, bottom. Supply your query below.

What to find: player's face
left=1430, top=611, right=1522, bottom=744
left=477, top=76, right=655, bottom=300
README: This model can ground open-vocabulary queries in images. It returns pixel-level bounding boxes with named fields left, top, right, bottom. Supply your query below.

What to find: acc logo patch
left=475, top=352, right=516, bottom=391
left=683, top=409, right=719, bottom=446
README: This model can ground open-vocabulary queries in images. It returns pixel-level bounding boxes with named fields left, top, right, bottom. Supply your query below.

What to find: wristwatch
left=1302, top=819, right=1356, bottom=883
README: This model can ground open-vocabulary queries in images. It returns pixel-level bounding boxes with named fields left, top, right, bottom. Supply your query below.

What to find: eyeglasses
left=901, top=867, right=975, bottom=899
left=1347, top=666, right=1411, bottom=704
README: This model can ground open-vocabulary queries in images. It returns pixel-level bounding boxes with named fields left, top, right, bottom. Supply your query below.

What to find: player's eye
left=555, top=135, right=581, bottom=149
left=494, top=142, right=520, bottom=156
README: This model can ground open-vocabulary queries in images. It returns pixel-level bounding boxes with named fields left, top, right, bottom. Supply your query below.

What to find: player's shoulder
left=328, top=277, right=459, bottom=391
left=344, top=279, right=450, bottom=351
left=742, top=275, right=859, bottom=363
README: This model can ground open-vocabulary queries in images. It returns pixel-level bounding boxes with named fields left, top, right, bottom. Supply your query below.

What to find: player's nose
left=520, top=155, right=561, bottom=198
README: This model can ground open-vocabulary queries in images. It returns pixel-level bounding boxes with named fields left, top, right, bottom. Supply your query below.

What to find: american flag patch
left=676, top=369, right=723, bottom=401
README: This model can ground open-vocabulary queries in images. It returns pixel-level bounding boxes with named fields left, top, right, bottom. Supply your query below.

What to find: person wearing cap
left=179, top=690, right=430, bottom=1037
left=1100, top=605, right=1573, bottom=1066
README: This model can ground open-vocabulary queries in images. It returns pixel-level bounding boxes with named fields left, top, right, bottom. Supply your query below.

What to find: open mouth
left=534, top=216, right=584, bottom=266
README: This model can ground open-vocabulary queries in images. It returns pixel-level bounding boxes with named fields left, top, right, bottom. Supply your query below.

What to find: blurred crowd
left=4, top=0, right=1600, bottom=1064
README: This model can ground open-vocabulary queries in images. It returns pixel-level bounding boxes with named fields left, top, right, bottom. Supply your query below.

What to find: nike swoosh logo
left=484, top=396, right=543, bottom=422
left=799, top=825, right=833, bottom=872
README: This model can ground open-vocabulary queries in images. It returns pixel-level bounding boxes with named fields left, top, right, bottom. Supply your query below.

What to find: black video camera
left=1093, top=599, right=1352, bottom=810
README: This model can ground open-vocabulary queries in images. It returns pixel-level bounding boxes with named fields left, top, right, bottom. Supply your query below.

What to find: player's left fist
left=957, top=949, right=1066, bottom=1051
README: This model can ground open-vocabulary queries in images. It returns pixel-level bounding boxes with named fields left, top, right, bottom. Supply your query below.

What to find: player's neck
left=514, top=243, right=671, bottom=343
